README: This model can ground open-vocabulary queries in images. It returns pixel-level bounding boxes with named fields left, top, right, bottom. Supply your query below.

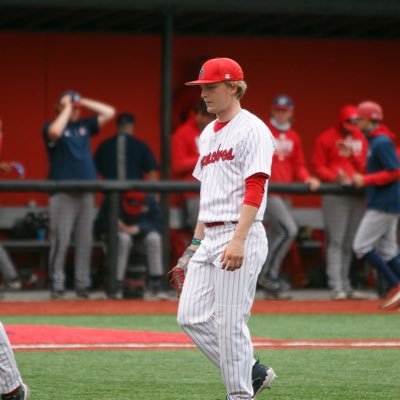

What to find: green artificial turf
left=16, top=348, right=400, bottom=400
left=2, top=314, right=400, bottom=339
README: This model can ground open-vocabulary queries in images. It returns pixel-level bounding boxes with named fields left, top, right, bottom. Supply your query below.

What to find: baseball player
left=0, top=322, right=30, bottom=399
left=0, top=119, right=22, bottom=292
left=95, top=191, right=166, bottom=300
left=170, top=57, right=276, bottom=400
left=312, top=105, right=368, bottom=300
left=259, top=95, right=319, bottom=299
left=42, top=91, right=115, bottom=299
left=352, top=101, right=400, bottom=310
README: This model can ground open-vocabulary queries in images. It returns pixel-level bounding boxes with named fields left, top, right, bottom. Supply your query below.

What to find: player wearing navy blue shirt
left=352, top=101, right=400, bottom=310
left=94, top=112, right=158, bottom=181
left=43, top=90, right=115, bottom=299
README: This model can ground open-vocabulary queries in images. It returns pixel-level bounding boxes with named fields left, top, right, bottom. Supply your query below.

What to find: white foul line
left=12, top=340, right=400, bottom=351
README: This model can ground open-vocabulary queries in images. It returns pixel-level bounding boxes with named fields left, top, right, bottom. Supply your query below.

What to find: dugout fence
left=0, top=180, right=363, bottom=295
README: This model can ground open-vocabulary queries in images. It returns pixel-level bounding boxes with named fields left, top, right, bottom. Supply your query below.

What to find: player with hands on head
left=352, top=101, right=400, bottom=310
left=312, top=105, right=368, bottom=300
left=43, top=90, right=115, bottom=300
left=172, top=57, right=276, bottom=400
left=258, top=94, right=319, bottom=300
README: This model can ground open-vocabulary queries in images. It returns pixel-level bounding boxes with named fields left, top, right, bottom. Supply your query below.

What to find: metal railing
left=0, top=180, right=363, bottom=295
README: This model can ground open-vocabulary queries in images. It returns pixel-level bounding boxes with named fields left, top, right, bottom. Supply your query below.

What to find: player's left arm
left=80, top=97, right=116, bottom=127
left=292, top=133, right=320, bottom=191
left=353, top=138, right=400, bottom=187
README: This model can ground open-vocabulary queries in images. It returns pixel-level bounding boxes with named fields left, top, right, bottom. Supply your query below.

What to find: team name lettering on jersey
left=200, top=144, right=234, bottom=169
left=275, top=133, right=294, bottom=160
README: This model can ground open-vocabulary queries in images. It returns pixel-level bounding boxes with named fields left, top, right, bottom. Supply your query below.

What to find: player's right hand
left=60, top=94, right=73, bottom=107
left=168, top=247, right=197, bottom=296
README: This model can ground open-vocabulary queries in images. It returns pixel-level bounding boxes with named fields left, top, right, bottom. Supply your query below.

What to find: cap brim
left=342, top=122, right=358, bottom=132
left=272, top=105, right=293, bottom=111
left=185, top=79, right=225, bottom=86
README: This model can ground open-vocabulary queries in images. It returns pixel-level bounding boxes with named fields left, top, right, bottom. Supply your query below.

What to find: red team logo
left=200, top=145, right=235, bottom=168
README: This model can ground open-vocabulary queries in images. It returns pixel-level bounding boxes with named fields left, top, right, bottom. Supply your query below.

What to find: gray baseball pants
left=117, top=231, right=164, bottom=281
left=322, top=195, right=365, bottom=292
left=0, top=322, right=22, bottom=394
left=260, top=196, right=298, bottom=279
left=0, top=246, right=18, bottom=283
left=353, top=210, right=400, bottom=260
left=49, top=192, right=94, bottom=292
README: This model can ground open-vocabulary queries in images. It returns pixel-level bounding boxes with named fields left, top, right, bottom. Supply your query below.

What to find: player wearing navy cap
left=43, top=91, right=115, bottom=299
left=259, top=95, right=319, bottom=299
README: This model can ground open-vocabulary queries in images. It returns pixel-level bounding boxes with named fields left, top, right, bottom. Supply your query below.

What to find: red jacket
left=171, top=114, right=201, bottom=199
left=312, top=125, right=367, bottom=182
left=268, top=122, right=310, bottom=183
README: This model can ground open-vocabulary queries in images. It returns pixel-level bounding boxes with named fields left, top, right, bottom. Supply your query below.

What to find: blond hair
left=225, top=80, right=248, bottom=100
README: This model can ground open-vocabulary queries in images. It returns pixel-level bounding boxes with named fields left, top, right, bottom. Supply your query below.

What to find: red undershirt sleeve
left=363, top=169, right=400, bottom=186
left=243, top=173, right=268, bottom=208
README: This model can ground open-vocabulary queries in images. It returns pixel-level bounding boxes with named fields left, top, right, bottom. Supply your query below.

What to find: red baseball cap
left=185, top=57, right=244, bottom=86
left=338, top=104, right=359, bottom=132
left=357, top=101, right=383, bottom=121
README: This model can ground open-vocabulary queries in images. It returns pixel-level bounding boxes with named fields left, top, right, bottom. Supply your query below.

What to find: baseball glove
left=168, top=247, right=196, bottom=296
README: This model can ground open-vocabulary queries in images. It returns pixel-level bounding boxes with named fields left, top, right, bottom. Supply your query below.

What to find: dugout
left=1, top=0, right=400, bottom=292
left=0, top=0, right=400, bottom=207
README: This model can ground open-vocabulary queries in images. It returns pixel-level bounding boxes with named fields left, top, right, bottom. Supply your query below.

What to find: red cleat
left=380, top=284, right=400, bottom=310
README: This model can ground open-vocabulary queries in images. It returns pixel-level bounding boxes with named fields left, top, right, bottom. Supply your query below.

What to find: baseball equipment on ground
left=168, top=247, right=196, bottom=295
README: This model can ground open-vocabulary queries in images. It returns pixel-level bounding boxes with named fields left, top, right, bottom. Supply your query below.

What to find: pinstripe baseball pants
left=177, top=222, right=268, bottom=400
left=0, top=322, right=22, bottom=394
left=49, top=192, right=94, bottom=292
left=0, top=246, right=18, bottom=283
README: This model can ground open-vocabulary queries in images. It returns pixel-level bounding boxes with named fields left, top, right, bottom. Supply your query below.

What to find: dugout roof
left=1, top=0, right=400, bottom=38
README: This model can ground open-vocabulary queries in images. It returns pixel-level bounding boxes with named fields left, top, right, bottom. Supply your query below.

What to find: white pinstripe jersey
left=193, top=109, right=275, bottom=223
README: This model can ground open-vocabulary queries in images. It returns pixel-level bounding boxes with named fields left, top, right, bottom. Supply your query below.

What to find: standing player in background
left=258, top=95, right=319, bottom=299
left=171, top=101, right=214, bottom=229
left=43, top=91, right=115, bottom=299
left=172, top=57, right=276, bottom=400
left=352, top=101, right=400, bottom=309
left=0, top=321, right=29, bottom=399
left=312, top=105, right=368, bottom=300
left=94, top=112, right=158, bottom=181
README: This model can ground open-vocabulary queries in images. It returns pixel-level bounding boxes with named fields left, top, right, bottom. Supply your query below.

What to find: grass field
left=2, top=313, right=400, bottom=399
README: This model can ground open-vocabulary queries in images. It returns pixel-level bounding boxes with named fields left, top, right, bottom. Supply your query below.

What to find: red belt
left=204, top=221, right=238, bottom=228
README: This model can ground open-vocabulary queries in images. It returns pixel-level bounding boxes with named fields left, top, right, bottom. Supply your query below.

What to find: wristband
left=191, top=238, right=202, bottom=246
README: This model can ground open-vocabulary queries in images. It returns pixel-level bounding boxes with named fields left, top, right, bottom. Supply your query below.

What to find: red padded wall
left=0, top=33, right=399, bottom=207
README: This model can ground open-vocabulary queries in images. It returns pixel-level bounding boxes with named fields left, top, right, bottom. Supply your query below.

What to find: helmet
left=338, top=105, right=358, bottom=132
left=357, top=101, right=383, bottom=121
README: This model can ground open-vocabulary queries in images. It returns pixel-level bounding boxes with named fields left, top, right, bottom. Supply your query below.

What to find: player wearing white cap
left=170, top=57, right=277, bottom=399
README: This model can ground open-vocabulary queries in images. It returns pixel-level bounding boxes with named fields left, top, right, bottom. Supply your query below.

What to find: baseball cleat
left=2, top=383, right=30, bottom=400
left=252, top=361, right=277, bottom=398
left=380, top=284, right=400, bottom=310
